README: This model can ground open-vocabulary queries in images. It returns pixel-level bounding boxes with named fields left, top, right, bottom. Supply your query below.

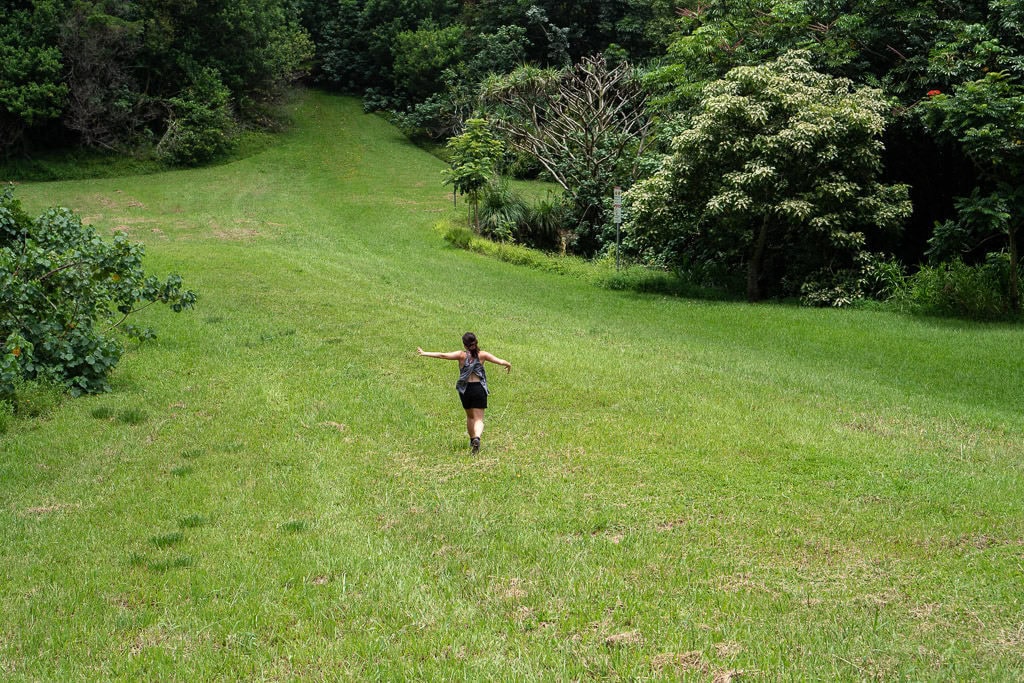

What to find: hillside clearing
left=2, top=91, right=1023, bottom=680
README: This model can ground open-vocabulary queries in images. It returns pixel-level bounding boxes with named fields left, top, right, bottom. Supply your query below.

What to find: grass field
left=2, top=91, right=1023, bottom=680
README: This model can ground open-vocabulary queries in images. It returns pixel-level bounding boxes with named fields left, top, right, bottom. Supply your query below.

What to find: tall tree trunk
left=747, top=218, right=770, bottom=302
left=1009, top=223, right=1020, bottom=314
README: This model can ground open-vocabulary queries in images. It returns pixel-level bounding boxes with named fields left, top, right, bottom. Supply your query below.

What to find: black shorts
left=459, top=383, right=488, bottom=410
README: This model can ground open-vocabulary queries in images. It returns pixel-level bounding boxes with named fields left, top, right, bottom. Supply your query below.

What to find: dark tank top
left=456, top=352, right=488, bottom=395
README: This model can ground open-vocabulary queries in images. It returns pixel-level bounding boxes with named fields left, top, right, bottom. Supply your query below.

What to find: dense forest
left=2, top=0, right=1023, bottom=316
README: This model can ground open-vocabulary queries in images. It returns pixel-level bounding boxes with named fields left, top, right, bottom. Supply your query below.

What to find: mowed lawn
left=2, top=91, right=1023, bottom=680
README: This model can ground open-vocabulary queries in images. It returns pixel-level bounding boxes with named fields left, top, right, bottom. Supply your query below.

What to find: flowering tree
left=626, top=52, right=910, bottom=302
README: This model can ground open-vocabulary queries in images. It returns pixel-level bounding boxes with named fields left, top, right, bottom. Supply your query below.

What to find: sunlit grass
left=1, top=91, right=1022, bottom=680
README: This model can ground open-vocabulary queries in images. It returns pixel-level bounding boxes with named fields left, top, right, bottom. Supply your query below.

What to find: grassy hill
left=2, top=91, right=1023, bottom=680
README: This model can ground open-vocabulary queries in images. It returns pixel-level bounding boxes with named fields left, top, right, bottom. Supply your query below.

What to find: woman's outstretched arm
left=480, top=351, right=512, bottom=373
left=417, top=348, right=464, bottom=360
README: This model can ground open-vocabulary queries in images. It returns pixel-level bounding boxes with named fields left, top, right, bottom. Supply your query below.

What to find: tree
left=393, top=22, right=466, bottom=101
left=441, top=118, right=504, bottom=231
left=59, top=3, right=149, bottom=150
left=0, top=1, right=67, bottom=153
left=626, top=52, right=911, bottom=302
left=481, top=55, right=652, bottom=253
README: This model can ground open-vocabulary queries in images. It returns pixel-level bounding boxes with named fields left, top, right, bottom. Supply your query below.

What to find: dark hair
left=462, top=332, right=479, bottom=359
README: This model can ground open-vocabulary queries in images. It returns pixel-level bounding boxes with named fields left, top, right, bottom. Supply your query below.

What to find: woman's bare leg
left=465, top=409, right=485, bottom=439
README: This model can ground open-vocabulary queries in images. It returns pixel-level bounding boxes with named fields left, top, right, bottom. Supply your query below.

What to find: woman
left=417, top=332, right=511, bottom=453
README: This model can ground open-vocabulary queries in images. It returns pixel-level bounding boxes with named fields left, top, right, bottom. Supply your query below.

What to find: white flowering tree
left=626, top=51, right=911, bottom=302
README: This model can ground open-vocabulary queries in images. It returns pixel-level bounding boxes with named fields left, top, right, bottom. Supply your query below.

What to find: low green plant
left=148, top=556, right=192, bottom=572
left=178, top=514, right=208, bottom=529
left=894, top=256, right=1019, bottom=320
left=800, top=253, right=908, bottom=308
left=0, top=398, right=12, bottom=434
left=150, top=532, right=184, bottom=549
left=440, top=220, right=474, bottom=249
left=117, top=408, right=148, bottom=425
left=8, top=377, right=66, bottom=418
left=443, top=221, right=725, bottom=299
left=522, top=193, right=567, bottom=250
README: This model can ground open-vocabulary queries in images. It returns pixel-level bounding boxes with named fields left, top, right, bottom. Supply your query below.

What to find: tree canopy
left=5, top=0, right=1024, bottom=314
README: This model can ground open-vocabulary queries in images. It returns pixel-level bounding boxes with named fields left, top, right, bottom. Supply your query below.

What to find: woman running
left=417, top=332, right=511, bottom=453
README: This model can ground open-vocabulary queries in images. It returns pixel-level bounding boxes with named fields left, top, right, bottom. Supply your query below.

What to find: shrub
left=895, top=256, right=1020, bottom=320
left=522, top=194, right=568, bottom=251
left=478, top=180, right=528, bottom=242
left=0, top=187, right=196, bottom=398
left=800, top=253, right=907, bottom=307
left=157, top=68, right=235, bottom=166
left=440, top=219, right=727, bottom=300
left=441, top=221, right=474, bottom=249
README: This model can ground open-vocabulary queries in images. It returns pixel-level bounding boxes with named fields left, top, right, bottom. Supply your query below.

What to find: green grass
left=1, top=90, right=1023, bottom=680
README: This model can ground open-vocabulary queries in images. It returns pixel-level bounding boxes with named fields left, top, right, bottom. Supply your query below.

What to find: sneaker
left=470, top=437, right=480, bottom=454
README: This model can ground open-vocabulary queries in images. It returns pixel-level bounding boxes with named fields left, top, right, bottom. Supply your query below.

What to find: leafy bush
left=800, top=253, right=907, bottom=308
left=893, top=256, right=1020, bottom=320
left=0, top=187, right=196, bottom=398
left=157, top=69, right=235, bottom=166
left=522, top=193, right=568, bottom=250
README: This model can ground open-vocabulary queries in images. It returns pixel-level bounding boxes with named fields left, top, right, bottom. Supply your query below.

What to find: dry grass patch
left=714, top=641, right=743, bottom=658
left=651, top=650, right=707, bottom=673
left=604, top=630, right=644, bottom=647
left=717, top=572, right=770, bottom=594
left=212, top=227, right=261, bottom=241
left=655, top=519, right=687, bottom=532
left=493, top=577, right=528, bottom=601
left=23, top=503, right=80, bottom=516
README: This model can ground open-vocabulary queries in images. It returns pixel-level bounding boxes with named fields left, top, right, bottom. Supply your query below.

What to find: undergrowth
left=439, top=220, right=730, bottom=300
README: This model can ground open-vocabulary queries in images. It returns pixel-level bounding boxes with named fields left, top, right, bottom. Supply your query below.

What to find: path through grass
left=2, top=91, right=1023, bottom=680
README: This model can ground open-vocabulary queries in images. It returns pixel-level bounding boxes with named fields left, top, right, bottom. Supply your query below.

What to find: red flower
left=927, top=89, right=942, bottom=97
